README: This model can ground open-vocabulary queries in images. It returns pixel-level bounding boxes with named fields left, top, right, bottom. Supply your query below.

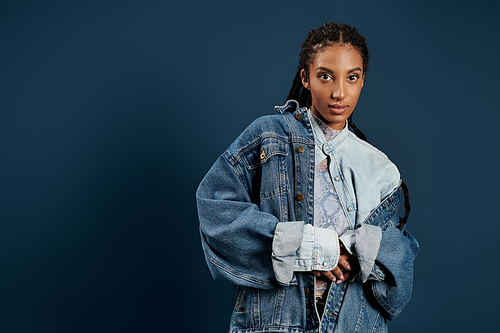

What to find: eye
left=318, top=73, right=333, bottom=81
left=347, top=75, right=359, bottom=82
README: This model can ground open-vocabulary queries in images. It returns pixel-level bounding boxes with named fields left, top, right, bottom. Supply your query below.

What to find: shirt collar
left=308, top=109, right=349, bottom=147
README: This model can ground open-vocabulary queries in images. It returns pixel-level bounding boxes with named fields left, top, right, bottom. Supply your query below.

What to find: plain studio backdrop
left=1, top=0, right=498, bottom=332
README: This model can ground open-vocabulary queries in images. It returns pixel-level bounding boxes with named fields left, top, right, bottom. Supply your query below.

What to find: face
left=301, top=44, right=364, bottom=130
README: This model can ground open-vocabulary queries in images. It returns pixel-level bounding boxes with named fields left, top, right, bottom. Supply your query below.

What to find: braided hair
left=286, top=22, right=411, bottom=229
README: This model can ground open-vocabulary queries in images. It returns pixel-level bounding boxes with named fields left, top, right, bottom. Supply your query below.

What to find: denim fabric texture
left=196, top=100, right=419, bottom=332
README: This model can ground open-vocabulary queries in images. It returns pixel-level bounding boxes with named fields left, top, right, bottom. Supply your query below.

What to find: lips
left=328, top=104, right=348, bottom=115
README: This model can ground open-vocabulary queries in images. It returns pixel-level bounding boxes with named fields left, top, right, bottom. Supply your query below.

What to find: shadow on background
left=1, top=0, right=499, bottom=332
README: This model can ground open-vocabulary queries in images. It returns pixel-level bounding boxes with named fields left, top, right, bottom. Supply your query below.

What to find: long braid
left=399, top=181, right=411, bottom=230
left=347, top=114, right=368, bottom=142
left=286, top=68, right=311, bottom=107
left=284, top=22, right=412, bottom=228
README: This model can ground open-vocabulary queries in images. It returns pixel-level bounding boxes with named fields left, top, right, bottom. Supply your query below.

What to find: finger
left=338, top=255, right=351, bottom=271
left=321, top=270, right=336, bottom=282
left=311, top=271, right=321, bottom=277
left=337, top=271, right=351, bottom=284
left=330, top=267, right=343, bottom=280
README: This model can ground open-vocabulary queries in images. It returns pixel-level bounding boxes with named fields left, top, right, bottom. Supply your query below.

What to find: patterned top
left=314, top=163, right=349, bottom=235
left=309, top=112, right=349, bottom=299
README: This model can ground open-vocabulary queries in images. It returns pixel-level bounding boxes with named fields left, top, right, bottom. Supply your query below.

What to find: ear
left=300, top=69, right=310, bottom=90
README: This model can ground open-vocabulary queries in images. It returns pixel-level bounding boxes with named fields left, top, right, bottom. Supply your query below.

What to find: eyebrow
left=347, top=67, right=363, bottom=74
left=315, top=66, right=334, bottom=74
left=315, top=66, right=363, bottom=74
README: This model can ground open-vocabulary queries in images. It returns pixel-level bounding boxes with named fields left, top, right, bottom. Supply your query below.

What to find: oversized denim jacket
left=197, top=100, right=419, bottom=332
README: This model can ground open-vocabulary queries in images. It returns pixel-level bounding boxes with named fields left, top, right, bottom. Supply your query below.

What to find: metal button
left=297, top=146, right=305, bottom=153
left=296, top=194, right=304, bottom=201
left=322, top=262, right=328, bottom=267
left=348, top=207, right=353, bottom=212
left=295, top=113, right=302, bottom=120
left=334, top=176, right=340, bottom=181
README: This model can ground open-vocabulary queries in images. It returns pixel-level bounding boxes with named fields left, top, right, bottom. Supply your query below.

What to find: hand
left=312, top=243, right=359, bottom=284
left=336, top=242, right=360, bottom=283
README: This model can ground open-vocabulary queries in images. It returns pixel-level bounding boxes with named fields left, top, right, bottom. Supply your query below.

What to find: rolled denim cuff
left=272, top=222, right=304, bottom=286
left=293, top=224, right=339, bottom=272
left=355, top=224, right=382, bottom=283
left=339, top=229, right=356, bottom=254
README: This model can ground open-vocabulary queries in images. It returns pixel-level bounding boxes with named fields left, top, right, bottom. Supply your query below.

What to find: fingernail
left=347, top=265, right=351, bottom=271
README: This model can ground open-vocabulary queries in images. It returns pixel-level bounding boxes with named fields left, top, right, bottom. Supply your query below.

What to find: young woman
left=197, top=22, right=419, bottom=333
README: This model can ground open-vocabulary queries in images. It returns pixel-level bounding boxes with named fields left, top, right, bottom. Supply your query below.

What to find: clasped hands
left=312, top=242, right=359, bottom=284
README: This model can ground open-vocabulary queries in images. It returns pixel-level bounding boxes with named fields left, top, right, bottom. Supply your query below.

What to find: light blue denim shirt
left=197, top=100, right=419, bottom=332
left=278, top=108, right=400, bottom=283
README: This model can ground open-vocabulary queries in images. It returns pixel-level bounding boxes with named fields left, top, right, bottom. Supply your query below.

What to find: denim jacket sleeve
left=361, top=188, right=420, bottom=320
left=339, top=224, right=383, bottom=282
left=197, top=152, right=341, bottom=289
left=197, top=153, right=282, bottom=289
left=372, top=226, right=419, bottom=320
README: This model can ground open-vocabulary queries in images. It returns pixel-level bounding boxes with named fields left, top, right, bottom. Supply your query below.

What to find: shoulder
left=339, top=132, right=402, bottom=208
left=238, top=100, right=308, bottom=141
left=345, top=131, right=395, bottom=165
left=341, top=131, right=400, bottom=182
left=245, top=114, right=292, bottom=135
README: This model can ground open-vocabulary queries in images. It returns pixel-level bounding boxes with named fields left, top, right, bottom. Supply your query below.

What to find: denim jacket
left=197, top=100, right=419, bottom=332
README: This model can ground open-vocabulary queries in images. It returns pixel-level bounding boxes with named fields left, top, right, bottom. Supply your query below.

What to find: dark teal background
left=1, top=0, right=499, bottom=332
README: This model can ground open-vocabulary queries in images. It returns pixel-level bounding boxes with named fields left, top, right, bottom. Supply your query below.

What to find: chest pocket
left=243, top=137, right=289, bottom=198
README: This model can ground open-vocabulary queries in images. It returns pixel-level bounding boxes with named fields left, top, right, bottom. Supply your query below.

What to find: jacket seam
left=225, top=134, right=314, bottom=168
left=371, top=283, right=400, bottom=318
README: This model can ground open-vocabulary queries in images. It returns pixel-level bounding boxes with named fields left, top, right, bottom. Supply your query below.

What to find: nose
left=332, top=80, right=346, bottom=100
